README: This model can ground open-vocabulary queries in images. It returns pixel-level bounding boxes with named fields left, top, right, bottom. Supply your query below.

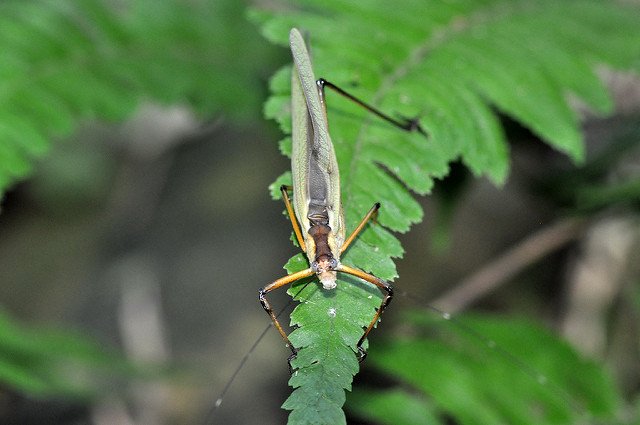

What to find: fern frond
left=0, top=0, right=269, bottom=195
left=254, top=1, right=640, bottom=424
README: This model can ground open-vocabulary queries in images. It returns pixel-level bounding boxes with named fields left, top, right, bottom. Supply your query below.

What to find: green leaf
left=0, top=0, right=273, bottom=196
left=254, top=1, right=640, bottom=423
left=276, top=255, right=381, bottom=425
left=348, top=312, right=623, bottom=425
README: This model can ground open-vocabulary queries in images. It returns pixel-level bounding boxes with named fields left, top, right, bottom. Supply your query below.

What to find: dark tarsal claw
left=397, top=114, right=428, bottom=137
left=287, top=350, right=298, bottom=374
left=356, top=346, right=367, bottom=363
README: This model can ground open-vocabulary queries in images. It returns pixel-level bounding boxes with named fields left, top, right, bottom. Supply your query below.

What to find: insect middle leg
left=341, top=202, right=380, bottom=254
left=280, top=185, right=306, bottom=251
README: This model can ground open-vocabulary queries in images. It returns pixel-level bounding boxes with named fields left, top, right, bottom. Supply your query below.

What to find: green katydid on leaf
left=258, top=28, right=394, bottom=425
left=253, top=1, right=640, bottom=424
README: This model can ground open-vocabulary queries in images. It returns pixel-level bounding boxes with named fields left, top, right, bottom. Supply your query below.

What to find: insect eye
left=329, top=258, right=339, bottom=269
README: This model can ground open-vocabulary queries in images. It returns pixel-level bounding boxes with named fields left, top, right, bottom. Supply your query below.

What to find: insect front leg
left=259, top=268, right=314, bottom=368
left=335, top=264, right=393, bottom=362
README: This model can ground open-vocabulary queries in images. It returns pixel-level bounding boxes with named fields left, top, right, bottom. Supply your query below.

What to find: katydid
left=258, top=28, right=402, bottom=364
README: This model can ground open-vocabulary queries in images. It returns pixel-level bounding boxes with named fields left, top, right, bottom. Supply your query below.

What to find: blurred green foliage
left=0, top=0, right=276, bottom=412
left=348, top=311, right=622, bottom=424
left=0, top=0, right=275, bottom=194
left=0, top=309, right=136, bottom=398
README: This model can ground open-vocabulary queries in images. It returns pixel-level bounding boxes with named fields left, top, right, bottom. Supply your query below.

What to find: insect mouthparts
left=312, top=256, right=339, bottom=290
left=319, top=271, right=337, bottom=290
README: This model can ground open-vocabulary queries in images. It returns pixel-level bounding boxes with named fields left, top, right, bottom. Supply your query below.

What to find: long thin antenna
left=203, top=282, right=312, bottom=425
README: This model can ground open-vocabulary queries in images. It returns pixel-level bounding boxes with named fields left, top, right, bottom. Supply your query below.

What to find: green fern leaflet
left=255, top=0, right=639, bottom=424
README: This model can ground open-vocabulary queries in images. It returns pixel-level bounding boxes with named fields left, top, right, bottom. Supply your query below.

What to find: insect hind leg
left=317, top=78, right=428, bottom=137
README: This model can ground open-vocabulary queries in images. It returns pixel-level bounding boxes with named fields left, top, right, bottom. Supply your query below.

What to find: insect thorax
left=307, top=207, right=339, bottom=290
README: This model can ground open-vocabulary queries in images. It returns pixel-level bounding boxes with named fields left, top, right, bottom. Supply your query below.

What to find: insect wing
left=289, top=28, right=345, bottom=257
